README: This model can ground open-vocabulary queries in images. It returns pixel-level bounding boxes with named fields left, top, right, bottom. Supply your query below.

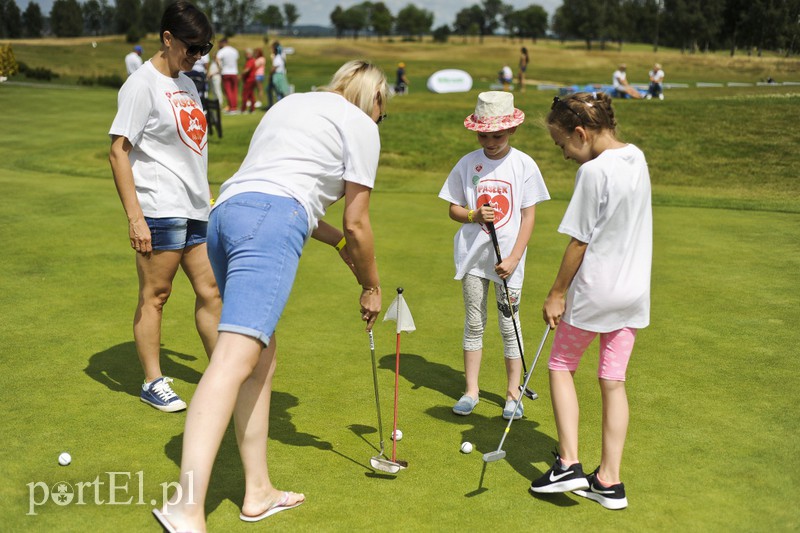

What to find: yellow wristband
left=334, top=236, right=346, bottom=251
left=210, top=197, right=216, bottom=206
left=467, top=210, right=475, bottom=223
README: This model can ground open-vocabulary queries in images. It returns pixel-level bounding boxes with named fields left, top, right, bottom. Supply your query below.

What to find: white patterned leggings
left=462, top=274, right=522, bottom=359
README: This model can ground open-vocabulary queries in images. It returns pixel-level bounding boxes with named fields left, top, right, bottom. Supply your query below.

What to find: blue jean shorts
left=145, top=217, right=208, bottom=251
left=207, top=192, right=308, bottom=346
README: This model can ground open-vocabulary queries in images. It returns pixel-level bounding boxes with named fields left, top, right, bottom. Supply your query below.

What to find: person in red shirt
left=240, top=48, right=257, bottom=113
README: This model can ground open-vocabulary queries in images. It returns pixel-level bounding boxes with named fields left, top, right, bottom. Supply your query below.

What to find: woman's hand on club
left=360, top=287, right=381, bottom=331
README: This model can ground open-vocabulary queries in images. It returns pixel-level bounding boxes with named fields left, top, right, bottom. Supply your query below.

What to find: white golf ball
left=58, top=452, right=71, bottom=466
left=460, top=441, right=473, bottom=454
left=391, top=429, right=403, bottom=441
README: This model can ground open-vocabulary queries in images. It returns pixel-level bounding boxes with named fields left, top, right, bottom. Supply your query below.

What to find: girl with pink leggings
left=528, top=92, right=652, bottom=511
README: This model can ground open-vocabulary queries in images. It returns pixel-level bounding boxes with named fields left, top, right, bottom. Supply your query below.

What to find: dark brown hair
left=160, top=1, right=213, bottom=45
left=547, top=92, right=617, bottom=133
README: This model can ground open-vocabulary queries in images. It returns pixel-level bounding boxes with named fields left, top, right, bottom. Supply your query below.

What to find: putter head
left=370, top=456, right=403, bottom=474
left=482, top=450, right=506, bottom=463
left=521, top=386, right=539, bottom=401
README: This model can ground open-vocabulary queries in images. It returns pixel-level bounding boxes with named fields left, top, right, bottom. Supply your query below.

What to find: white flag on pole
left=383, top=291, right=416, bottom=333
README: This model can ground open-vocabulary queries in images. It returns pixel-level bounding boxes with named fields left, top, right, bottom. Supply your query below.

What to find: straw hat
left=464, top=91, right=525, bottom=132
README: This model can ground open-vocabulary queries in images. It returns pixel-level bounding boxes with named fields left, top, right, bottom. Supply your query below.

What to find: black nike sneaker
left=529, top=453, right=590, bottom=494
left=573, top=468, right=628, bottom=510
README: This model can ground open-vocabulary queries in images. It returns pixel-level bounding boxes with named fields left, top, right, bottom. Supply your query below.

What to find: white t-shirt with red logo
left=439, top=147, right=550, bottom=289
left=109, top=61, right=210, bottom=220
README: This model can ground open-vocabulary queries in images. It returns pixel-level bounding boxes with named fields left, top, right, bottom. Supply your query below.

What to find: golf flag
left=383, top=289, right=416, bottom=333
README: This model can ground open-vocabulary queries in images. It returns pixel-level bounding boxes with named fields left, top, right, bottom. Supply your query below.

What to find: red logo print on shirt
left=476, top=179, right=513, bottom=231
left=166, top=90, right=207, bottom=155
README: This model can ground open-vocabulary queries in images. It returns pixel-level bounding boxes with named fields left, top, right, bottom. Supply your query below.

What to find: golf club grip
left=483, top=207, right=503, bottom=264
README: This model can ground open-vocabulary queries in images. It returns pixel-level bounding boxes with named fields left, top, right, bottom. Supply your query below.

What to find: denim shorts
left=207, top=192, right=308, bottom=346
left=145, top=217, right=208, bottom=251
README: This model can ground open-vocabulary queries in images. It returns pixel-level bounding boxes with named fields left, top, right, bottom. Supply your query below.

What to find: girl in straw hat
left=439, top=91, right=550, bottom=421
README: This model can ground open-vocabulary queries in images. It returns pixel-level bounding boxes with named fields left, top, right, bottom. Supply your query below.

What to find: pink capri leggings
left=547, top=321, right=637, bottom=381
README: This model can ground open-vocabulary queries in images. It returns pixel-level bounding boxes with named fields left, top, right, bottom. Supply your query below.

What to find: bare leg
left=134, top=250, right=182, bottom=382
left=236, top=334, right=304, bottom=517
left=463, top=349, right=481, bottom=399
left=162, top=332, right=263, bottom=531
left=504, top=357, right=522, bottom=401
left=180, top=243, right=221, bottom=358
left=598, top=378, right=628, bottom=484
left=550, top=369, right=580, bottom=464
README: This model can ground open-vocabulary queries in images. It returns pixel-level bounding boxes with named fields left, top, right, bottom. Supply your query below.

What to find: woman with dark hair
left=154, top=59, right=389, bottom=531
left=108, top=0, right=220, bottom=413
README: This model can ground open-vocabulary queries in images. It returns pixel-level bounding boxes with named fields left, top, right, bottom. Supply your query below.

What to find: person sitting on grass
left=612, top=64, right=642, bottom=99
left=529, top=93, right=652, bottom=511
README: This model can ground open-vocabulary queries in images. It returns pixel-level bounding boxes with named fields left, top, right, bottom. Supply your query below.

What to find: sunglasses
left=377, top=113, right=387, bottom=125
left=174, top=35, right=214, bottom=57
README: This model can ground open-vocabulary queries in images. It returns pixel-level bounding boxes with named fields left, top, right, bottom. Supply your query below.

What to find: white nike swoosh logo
left=548, top=470, right=575, bottom=482
left=591, top=484, right=617, bottom=495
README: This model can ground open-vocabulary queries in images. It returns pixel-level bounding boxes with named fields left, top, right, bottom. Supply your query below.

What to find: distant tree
left=513, top=4, right=548, bottom=42
left=283, top=3, right=299, bottom=32
left=367, top=1, right=394, bottom=39
left=554, top=0, right=604, bottom=49
left=140, top=0, right=163, bottom=34
left=2, top=0, right=23, bottom=38
left=82, top=0, right=103, bottom=35
left=197, top=0, right=257, bottom=37
left=99, top=0, right=115, bottom=35
left=51, top=0, right=84, bottom=36
left=0, top=43, right=19, bottom=78
left=454, top=7, right=477, bottom=42
left=395, top=3, right=433, bottom=40
left=341, top=4, right=368, bottom=39
left=259, top=4, right=284, bottom=31
left=114, top=0, right=140, bottom=35
left=431, top=23, right=450, bottom=43
left=330, top=5, right=345, bottom=38
left=480, top=0, right=503, bottom=36
left=23, top=1, right=44, bottom=37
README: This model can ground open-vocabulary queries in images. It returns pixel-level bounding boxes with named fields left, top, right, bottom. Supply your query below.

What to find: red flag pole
left=391, top=287, right=403, bottom=462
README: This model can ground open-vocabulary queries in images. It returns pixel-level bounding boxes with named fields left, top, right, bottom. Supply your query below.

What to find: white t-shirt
left=650, top=68, right=665, bottom=83
left=272, top=54, right=286, bottom=74
left=192, top=54, right=209, bottom=74
left=612, top=69, right=627, bottom=89
left=438, top=147, right=550, bottom=289
left=559, top=144, right=652, bottom=332
left=216, top=45, right=239, bottom=75
left=125, top=52, right=142, bottom=76
left=109, top=61, right=210, bottom=220
left=215, top=92, right=380, bottom=233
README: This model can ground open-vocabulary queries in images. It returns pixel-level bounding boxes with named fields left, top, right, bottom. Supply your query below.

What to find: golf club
left=483, top=324, right=551, bottom=463
left=367, top=329, right=407, bottom=474
left=484, top=211, right=537, bottom=401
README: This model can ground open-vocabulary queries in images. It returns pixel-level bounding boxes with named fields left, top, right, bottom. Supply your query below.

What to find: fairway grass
left=1, top=39, right=799, bottom=531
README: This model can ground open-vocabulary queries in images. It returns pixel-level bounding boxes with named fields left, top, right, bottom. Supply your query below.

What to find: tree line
left=1, top=0, right=797, bottom=55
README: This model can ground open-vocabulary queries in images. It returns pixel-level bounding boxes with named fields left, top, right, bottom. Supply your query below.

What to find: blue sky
left=28, top=0, right=561, bottom=29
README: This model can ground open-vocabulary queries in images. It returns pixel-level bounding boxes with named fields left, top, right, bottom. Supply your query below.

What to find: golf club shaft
left=368, top=330, right=386, bottom=455
left=485, top=216, right=535, bottom=398
left=492, top=325, right=551, bottom=454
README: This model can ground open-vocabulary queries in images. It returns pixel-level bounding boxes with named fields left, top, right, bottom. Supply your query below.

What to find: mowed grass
left=1, top=38, right=799, bottom=531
